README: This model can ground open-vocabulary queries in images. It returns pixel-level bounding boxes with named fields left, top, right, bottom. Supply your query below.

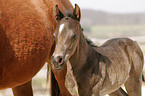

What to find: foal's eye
left=72, top=34, right=77, bottom=40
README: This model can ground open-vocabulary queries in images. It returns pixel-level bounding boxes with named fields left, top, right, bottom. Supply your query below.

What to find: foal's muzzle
left=51, top=55, right=64, bottom=70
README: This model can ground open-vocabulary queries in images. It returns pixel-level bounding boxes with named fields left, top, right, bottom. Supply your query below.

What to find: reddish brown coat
left=0, top=0, right=73, bottom=95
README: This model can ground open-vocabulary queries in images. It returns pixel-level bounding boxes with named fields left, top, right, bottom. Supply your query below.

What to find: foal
left=51, top=4, right=144, bottom=96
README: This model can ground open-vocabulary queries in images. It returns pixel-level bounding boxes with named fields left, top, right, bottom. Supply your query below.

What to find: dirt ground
left=0, top=84, right=145, bottom=96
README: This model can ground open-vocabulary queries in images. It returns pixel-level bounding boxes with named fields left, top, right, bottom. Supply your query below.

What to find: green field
left=84, top=25, right=145, bottom=39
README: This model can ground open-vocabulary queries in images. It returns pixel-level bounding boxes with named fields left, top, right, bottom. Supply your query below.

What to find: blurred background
left=0, top=0, right=145, bottom=95
left=70, top=0, right=145, bottom=52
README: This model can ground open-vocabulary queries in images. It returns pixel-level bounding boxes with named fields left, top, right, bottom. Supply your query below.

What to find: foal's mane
left=86, top=38, right=98, bottom=47
left=65, top=11, right=73, bottom=17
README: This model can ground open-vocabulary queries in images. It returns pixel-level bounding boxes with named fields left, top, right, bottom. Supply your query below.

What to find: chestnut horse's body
left=0, top=0, right=73, bottom=95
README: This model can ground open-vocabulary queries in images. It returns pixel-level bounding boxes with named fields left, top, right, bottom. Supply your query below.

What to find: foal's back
left=95, top=38, right=143, bottom=96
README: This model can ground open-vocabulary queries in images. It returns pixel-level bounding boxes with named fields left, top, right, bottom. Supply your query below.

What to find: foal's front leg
left=12, top=80, right=33, bottom=96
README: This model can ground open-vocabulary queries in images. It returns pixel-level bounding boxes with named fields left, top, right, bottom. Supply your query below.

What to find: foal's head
left=51, top=4, right=81, bottom=70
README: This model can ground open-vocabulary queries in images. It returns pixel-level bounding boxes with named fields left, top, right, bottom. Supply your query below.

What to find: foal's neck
left=69, top=32, right=100, bottom=95
left=70, top=32, right=98, bottom=72
left=69, top=32, right=93, bottom=73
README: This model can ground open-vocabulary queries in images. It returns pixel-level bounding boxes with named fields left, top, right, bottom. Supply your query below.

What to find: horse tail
left=142, top=74, right=145, bottom=82
left=50, top=69, right=60, bottom=96
left=47, top=62, right=60, bottom=96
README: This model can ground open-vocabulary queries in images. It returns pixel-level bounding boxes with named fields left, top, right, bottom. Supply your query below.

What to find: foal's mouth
left=53, top=61, right=65, bottom=70
left=54, top=62, right=64, bottom=70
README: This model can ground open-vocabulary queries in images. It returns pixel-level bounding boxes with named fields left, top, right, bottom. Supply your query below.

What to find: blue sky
left=70, top=0, right=145, bottom=13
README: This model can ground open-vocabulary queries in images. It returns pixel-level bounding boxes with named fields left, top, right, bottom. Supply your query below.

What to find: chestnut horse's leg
left=109, top=87, right=128, bottom=96
left=12, top=80, right=33, bottom=96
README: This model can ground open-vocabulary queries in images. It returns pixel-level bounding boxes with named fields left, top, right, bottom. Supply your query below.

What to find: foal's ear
left=54, top=5, right=64, bottom=21
left=73, top=4, right=81, bottom=22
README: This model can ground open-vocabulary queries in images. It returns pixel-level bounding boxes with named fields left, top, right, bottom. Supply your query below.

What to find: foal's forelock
left=57, top=17, right=81, bottom=33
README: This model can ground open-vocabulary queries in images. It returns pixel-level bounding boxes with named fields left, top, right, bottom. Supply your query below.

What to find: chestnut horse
left=0, top=0, right=73, bottom=96
left=51, top=4, right=144, bottom=96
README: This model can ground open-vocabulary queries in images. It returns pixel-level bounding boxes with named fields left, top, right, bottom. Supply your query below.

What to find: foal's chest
left=65, top=61, right=79, bottom=96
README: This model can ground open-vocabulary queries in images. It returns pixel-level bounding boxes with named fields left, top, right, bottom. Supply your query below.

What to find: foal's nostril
left=56, top=56, right=63, bottom=65
left=59, top=57, right=62, bottom=63
left=51, top=55, right=64, bottom=70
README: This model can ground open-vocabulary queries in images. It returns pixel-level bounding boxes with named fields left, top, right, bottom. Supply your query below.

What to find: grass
left=84, top=25, right=145, bottom=39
